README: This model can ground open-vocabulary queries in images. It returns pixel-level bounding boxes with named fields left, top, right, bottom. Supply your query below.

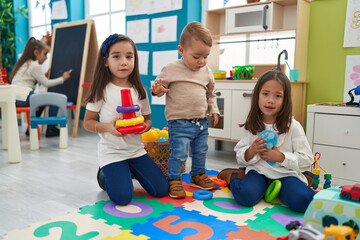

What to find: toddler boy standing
left=151, top=22, right=220, bottom=198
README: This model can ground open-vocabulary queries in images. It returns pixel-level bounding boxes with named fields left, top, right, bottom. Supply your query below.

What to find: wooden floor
left=0, top=121, right=238, bottom=237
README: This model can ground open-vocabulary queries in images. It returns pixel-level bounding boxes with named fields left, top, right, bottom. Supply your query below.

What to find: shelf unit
left=206, top=0, right=311, bottom=82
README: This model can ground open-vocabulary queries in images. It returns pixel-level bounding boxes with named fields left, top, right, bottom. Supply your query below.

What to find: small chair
left=29, top=92, right=68, bottom=150
left=16, top=107, right=40, bottom=139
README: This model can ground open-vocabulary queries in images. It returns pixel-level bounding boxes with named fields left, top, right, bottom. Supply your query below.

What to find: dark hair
left=180, top=22, right=212, bottom=47
left=240, top=70, right=292, bottom=135
left=86, top=34, right=146, bottom=103
left=10, top=37, right=46, bottom=82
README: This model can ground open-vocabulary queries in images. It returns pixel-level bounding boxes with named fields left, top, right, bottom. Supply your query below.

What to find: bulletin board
left=48, top=19, right=98, bottom=137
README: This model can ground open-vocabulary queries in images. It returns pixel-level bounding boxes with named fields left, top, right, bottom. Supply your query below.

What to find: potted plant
left=0, top=0, right=27, bottom=74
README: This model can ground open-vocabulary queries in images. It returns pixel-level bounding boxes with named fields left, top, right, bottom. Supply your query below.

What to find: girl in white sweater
left=218, top=70, right=314, bottom=213
left=10, top=37, right=71, bottom=137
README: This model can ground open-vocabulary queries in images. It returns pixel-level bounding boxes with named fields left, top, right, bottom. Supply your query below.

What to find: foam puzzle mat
left=3, top=170, right=304, bottom=240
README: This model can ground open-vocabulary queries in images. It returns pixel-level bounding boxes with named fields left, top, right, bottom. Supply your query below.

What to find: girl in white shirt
left=84, top=34, right=168, bottom=205
left=218, top=70, right=314, bottom=213
left=10, top=37, right=71, bottom=136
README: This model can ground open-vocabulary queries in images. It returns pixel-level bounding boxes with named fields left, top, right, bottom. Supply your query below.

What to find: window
left=28, top=0, right=52, bottom=39
left=85, top=0, right=126, bottom=46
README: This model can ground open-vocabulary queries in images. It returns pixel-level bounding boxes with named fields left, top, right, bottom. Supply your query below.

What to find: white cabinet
left=306, top=104, right=360, bottom=186
left=209, top=80, right=307, bottom=142
left=209, top=81, right=256, bottom=141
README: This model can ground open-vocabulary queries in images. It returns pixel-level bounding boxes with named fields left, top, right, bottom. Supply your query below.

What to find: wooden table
left=0, top=85, right=31, bottom=163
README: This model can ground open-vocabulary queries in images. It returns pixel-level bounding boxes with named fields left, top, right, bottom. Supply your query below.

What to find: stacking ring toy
left=116, top=115, right=144, bottom=127
left=193, top=190, right=213, bottom=200
left=264, top=180, right=282, bottom=203
left=212, top=178, right=227, bottom=187
left=116, top=105, right=140, bottom=113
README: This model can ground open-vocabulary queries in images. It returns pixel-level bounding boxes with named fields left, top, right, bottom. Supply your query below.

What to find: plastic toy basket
left=142, top=141, right=186, bottom=176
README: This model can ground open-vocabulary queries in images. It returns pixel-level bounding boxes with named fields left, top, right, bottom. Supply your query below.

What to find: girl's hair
left=180, top=22, right=212, bottom=47
left=87, top=34, right=146, bottom=103
left=10, top=37, right=46, bottom=82
left=241, top=70, right=292, bottom=135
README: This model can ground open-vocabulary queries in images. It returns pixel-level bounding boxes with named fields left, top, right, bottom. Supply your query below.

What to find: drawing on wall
left=126, top=0, right=148, bottom=16
left=126, top=19, right=149, bottom=43
left=343, top=55, right=360, bottom=103
left=149, top=0, right=182, bottom=14
left=138, top=51, right=149, bottom=75
left=150, top=80, right=166, bottom=105
left=152, top=50, right=179, bottom=76
left=151, top=16, right=177, bottom=43
left=343, top=0, right=360, bottom=47
left=126, top=0, right=182, bottom=16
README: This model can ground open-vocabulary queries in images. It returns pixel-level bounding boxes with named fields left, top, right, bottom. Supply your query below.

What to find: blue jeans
left=229, top=170, right=315, bottom=213
left=167, top=118, right=209, bottom=180
left=101, top=154, right=169, bottom=206
left=15, top=91, right=59, bottom=117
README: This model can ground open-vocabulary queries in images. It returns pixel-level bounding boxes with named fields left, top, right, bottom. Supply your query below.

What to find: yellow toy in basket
left=141, top=129, right=159, bottom=141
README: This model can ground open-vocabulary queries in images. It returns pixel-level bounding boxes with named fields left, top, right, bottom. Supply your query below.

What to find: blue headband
left=101, top=33, right=119, bottom=59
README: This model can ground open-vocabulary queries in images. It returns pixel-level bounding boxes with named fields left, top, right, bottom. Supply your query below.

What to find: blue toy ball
left=259, top=130, right=278, bottom=166
left=259, top=130, right=278, bottom=149
left=157, top=137, right=168, bottom=141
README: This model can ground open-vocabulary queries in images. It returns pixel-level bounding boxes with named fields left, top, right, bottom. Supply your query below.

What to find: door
left=208, top=89, right=231, bottom=139
left=231, top=90, right=252, bottom=140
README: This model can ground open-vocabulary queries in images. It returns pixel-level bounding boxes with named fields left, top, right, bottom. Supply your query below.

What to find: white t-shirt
left=234, top=118, right=313, bottom=185
left=86, top=83, right=151, bottom=168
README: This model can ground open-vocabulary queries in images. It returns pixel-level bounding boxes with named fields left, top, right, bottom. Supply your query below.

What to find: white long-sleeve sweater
left=11, top=60, right=63, bottom=90
left=234, top=118, right=313, bottom=185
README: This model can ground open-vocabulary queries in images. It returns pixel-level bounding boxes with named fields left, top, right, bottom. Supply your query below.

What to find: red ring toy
left=212, top=178, right=227, bottom=187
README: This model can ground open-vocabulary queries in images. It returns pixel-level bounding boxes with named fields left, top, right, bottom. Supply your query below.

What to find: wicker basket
left=142, top=141, right=186, bottom=176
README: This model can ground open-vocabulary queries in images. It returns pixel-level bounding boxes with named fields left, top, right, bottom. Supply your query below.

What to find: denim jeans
left=16, top=91, right=59, bottom=117
left=229, top=170, right=315, bottom=213
left=101, top=154, right=169, bottom=206
left=167, top=118, right=209, bottom=180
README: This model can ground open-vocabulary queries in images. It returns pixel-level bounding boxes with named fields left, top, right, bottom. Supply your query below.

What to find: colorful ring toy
left=116, top=115, right=144, bottom=127
left=212, top=178, right=227, bottom=187
left=116, top=105, right=140, bottom=113
left=264, top=180, right=282, bottom=203
left=116, top=123, right=146, bottom=134
left=193, top=190, right=213, bottom=200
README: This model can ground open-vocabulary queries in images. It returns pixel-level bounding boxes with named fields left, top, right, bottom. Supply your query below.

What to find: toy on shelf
left=233, top=65, right=254, bottom=80
left=115, top=89, right=146, bottom=134
left=340, top=184, right=360, bottom=202
left=259, top=130, right=278, bottom=165
left=311, top=152, right=332, bottom=191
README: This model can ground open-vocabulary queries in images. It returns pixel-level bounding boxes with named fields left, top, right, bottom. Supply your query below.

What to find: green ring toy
left=264, top=180, right=282, bottom=203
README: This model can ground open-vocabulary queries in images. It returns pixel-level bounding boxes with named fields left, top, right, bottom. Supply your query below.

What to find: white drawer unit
left=306, top=104, right=360, bottom=186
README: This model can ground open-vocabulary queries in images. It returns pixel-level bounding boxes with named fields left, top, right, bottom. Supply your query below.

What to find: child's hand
left=62, top=71, right=71, bottom=81
left=150, top=79, right=170, bottom=95
left=245, top=137, right=267, bottom=161
left=260, top=147, right=285, bottom=163
left=209, top=113, right=219, bottom=126
left=107, top=118, right=123, bottom=137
